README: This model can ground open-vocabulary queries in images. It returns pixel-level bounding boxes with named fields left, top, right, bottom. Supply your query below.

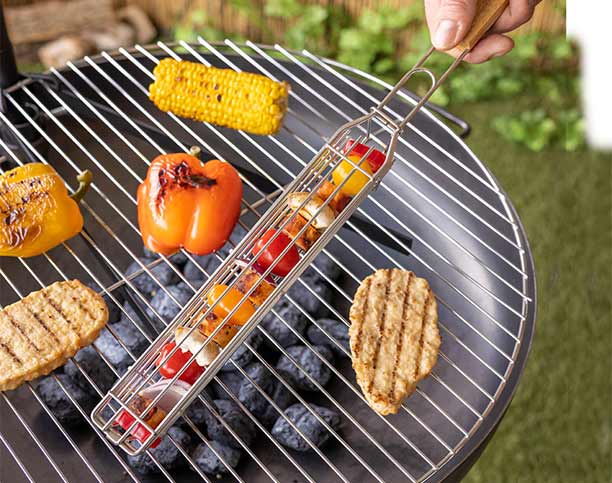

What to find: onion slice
left=139, top=379, right=192, bottom=413
left=175, top=327, right=220, bottom=367
left=287, top=192, right=335, bottom=230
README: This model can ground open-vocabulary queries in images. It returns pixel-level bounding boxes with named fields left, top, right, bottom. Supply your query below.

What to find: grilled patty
left=349, top=269, right=440, bottom=415
left=0, top=280, right=109, bottom=391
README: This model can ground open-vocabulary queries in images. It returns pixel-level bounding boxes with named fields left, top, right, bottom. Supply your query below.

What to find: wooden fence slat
left=4, top=0, right=565, bottom=46
left=5, top=0, right=115, bottom=45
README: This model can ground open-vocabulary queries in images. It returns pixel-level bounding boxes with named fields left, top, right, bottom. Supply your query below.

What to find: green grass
left=450, top=99, right=612, bottom=483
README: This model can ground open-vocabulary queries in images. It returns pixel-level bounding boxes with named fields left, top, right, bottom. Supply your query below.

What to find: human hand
left=424, top=0, right=540, bottom=63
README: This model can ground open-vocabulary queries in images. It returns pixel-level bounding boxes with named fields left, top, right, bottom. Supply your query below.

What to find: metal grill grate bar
left=1, top=392, right=71, bottom=483
left=0, top=429, right=36, bottom=483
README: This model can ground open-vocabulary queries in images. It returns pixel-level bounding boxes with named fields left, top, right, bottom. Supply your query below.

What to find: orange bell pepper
left=0, top=163, right=92, bottom=258
left=137, top=148, right=243, bottom=256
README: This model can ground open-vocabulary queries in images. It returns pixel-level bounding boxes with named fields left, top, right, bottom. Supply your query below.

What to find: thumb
left=425, top=0, right=478, bottom=50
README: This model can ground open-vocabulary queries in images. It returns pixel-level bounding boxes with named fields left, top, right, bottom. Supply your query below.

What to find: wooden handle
left=446, top=0, right=509, bottom=56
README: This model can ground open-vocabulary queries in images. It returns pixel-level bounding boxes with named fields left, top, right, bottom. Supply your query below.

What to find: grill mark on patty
left=0, top=340, right=22, bottom=365
left=390, top=271, right=412, bottom=399
left=4, top=308, right=40, bottom=352
left=367, top=269, right=392, bottom=394
left=40, top=291, right=80, bottom=338
left=20, top=298, right=61, bottom=346
left=352, top=278, right=372, bottom=356
left=413, top=291, right=430, bottom=381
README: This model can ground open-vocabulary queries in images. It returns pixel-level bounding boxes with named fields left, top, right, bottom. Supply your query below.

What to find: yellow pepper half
left=0, top=163, right=92, bottom=258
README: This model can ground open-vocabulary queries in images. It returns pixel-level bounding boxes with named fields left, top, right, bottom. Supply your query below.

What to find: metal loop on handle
left=375, top=46, right=468, bottom=133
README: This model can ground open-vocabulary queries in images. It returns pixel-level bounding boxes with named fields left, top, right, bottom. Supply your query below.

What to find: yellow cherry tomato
left=207, top=284, right=256, bottom=326
left=331, top=154, right=373, bottom=197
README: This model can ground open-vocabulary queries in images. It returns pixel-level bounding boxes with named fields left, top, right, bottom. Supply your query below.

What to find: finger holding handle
left=446, top=0, right=510, bottom=55
left=426, top=0, right=516, bottom=64
left=454, top=0, right=520, bottom=64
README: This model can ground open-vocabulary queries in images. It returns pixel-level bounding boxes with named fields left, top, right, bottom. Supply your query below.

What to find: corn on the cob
left=149, top=58, right=289, bottom=136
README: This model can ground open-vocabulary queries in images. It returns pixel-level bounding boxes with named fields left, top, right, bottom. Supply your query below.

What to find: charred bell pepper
left=0, top=163, right=92, bottom=258
left=137, top=147, right=243, bottom=256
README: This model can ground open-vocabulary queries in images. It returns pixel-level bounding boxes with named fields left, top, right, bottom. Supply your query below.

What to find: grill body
left=0, top=42, right=535, bottom=483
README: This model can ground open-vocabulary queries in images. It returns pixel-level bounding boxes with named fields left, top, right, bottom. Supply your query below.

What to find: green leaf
left=173, top=25, right=197, bottom=42
left=338, top=28, right=367, bottom=51
left=301, top=5, right=328, bottom=25
left=496, top=77, right=524, bottom=97
left=429, top=87, right=450, bottom=107
left=373, top=57, right=395, bottom=74
left=229, top=0, right=257, bottom=14
left=380, top=6, right=414, bottom=29
left=357, top=9, right=385, bottom=34
left=550, top=39, right=574, bottom=60
left=264, top=0, right=303, bottom=18
left=337, top=50, right=377, bottom=71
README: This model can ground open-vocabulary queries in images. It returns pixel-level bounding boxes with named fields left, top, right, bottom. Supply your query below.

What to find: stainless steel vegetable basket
left=0, top=17, right=535, bottom=483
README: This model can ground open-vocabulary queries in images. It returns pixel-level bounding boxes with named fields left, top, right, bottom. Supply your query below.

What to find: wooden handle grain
left=446, top=0, right=509, bottom=56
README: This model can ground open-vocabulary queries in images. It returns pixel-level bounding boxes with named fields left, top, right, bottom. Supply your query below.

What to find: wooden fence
left=118, top=0, right=565, bottom=38
left=4, top=0, right=565, bottom=46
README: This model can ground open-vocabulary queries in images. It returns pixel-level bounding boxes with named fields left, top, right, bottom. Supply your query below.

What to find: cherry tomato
left=207, top=284, right=256, bottom=326
left=331, top=154, right=374, bottom=197
left=156, top=342, right=204, bottom=385
left=114, top=410, right=161, bottom=448
left=252, top=229, right=300, bottom=277
left=343, top=140, right=386, bottom=172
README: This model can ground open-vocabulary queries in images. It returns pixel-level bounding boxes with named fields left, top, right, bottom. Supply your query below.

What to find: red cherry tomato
left=343, top=140, right=386, bottom=172
left=156, top=342, right=204, bottom=385
left=114, top=410, right=161, bottom=448
left=252, top=229, right=300, bottom=277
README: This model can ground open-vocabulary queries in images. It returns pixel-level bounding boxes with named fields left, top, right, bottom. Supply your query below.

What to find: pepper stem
left=71, top=170, right=93, bottom=203
left=189, top=146, right=201, bottom=159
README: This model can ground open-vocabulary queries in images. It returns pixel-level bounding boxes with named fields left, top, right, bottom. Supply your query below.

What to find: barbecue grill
left=0, top=5, right=536, bottom=482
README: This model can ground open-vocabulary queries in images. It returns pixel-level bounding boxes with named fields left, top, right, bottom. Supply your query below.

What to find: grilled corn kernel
left=149, top=58, right=289, bottom=136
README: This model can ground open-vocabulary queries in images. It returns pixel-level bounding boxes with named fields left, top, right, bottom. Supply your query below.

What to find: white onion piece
left=287, top=192, right=335, bottom=230
left=175, top=327, right=220, bottom=367
left=140, top=379, right=191, bottom=413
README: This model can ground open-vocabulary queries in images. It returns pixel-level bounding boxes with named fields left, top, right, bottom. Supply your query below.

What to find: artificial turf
left=449, top=100, right=612, bottom=483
